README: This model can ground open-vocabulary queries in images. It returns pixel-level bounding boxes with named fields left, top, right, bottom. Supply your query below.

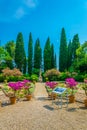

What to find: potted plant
left=23, top=80, right=35, bottom=101
left=8, top=81, right=24, bottom=104
left=82, top=78, right=87, bottom=107
left=65, top=78, right=78, bottom=103
left=45, top=81, right=58, bottom=99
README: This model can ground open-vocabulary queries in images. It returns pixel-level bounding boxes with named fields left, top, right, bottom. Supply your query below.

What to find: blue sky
left=0, top=0, right=87, bottom=56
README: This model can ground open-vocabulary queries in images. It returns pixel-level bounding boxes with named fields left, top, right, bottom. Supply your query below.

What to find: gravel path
left=0, top=83, right=87, bottom=130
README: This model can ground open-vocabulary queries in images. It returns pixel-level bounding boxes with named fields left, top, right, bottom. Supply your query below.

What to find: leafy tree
left=75, top=41, right=87, bottom=73
left=5, top=41, right=15, bottom=59
left=0, top=47, right=13, bottom=70
left=59, top=28, right=67, bottom=72
left=34, top=38, right=42, bottom=70
left=44, top=37, right=51, bottom=72
left=28, top=32, right=33, bottom=75
left=15, top=32, right=26, bottom=73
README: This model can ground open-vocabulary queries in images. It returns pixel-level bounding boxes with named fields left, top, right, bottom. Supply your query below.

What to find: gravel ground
left=0, top=83, right=87, bottom=130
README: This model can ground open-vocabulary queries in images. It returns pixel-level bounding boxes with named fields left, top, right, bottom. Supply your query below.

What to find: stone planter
left=9, top=97, right=16, bottom=104
left=69, top=95, right=75, bottom=103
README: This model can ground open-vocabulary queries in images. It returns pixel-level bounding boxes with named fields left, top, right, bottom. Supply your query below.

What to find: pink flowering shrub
left=65, top=78, right=78, bottom=95
left=65, top=78, right=78, bottom=89
left=83, top=78, right=87, bottom=96
left=45, top=81, right=58, bottom=89
left=8, top=80, right=31, bottom=97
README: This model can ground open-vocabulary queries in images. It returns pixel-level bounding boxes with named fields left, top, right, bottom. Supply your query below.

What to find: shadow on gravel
left=37, top=97, right=48, bottom=101
left=1, top=102, right=11, bottom=107
left=43, top=105, right=54, bottom=111
left=67, top=108, right=78, bottom=112
left=79, top=106, right=87, bottom=110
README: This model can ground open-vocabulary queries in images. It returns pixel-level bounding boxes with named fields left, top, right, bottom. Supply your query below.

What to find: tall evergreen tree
left=72, top=34, right=80, bottom=61
left=44, top=37, right=51, bottom=72
left=51, top=43, right=55, bottom=68
left=28, top=32, right=33, bottom=75
left=15, top=32, right=26, bottom=72
left=23, top=53, right=26, bottom=74
left=54, top=53, right=57, bottom=69
left=34, top=38, right=42, bottom=69
left=67, top=40, right=72, bottom=69
left=59, top=28, right=67, bottom=72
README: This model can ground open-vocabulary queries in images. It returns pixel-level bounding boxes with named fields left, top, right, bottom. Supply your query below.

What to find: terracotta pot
left=84, top=98, right=87, bottom=107
left=69, top=95, right=75, bottom=103
left=26, top=95, right=32, bottom=101
left=50, top=93, right=57, bottom=100
left=10, top=97, right=16, bottom=104
left=0, top=100, right=2, bottom=107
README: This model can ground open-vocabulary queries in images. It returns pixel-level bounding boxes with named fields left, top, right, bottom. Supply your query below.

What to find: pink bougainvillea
left=65, top=78, right=78, bottom=89
left=45, top=82, right=58, bottom=89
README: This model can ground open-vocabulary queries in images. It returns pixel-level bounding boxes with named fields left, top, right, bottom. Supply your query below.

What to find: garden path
left=34, top=82, right=48, bottom=98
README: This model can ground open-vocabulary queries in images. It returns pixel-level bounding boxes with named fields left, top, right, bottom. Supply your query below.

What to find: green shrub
left=7, top=76, right=18, bottom=82
left=44, top=69, right=60, bottom=81
left=0, top=74, right=5, bottom=82
left=58, top=72, right=70, bottom=81
left=30, top=74, right=38, bottom=82
left=74, top=74, right=84, bottom=82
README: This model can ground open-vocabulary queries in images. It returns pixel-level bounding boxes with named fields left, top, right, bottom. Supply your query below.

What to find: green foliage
left=75, top=41, right=87, bottom=73
left=51, top=43, right=55, bottom=68
left=28, top=32, right=33, bottom=75
left=72, top=34, right=80, bottom=60
left=67, top=40, right=72, bottom=69
left=32, top=68, right=40, bottom=76
left=30, top=74, right=38, bottom=82
left=0, top=47, right=13, bottom=69
left=15, top=32, right=26, bottom=72
left=59, top=28, right=67, bottom=72
left=0, top=74, right=5, bottom=82
left=5, top=41, right=15, bottom=59
left=58, top=72, right=70, bottom=81
left=74, top=74, right=84, bottom=82
left=44, top=37, right=51, bottom=72
left=54, top=53, right=57, bottom=69
left=34, top=38, right=42, bottom=70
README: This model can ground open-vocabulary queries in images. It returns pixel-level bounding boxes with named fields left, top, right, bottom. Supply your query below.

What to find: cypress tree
left=34, top=38, right=42, bottom=69
left=15, top=32, right=26, bottom=72
left=67, top=40, right=72, bottom=69
left=28, top=32, right=33, bottom=75
left=54, top=53, right=57, bottom=69
left=72, top=34, right=80, bottom=61
left=59, top=28, right=67, bottom=72
left=44, top=37, right=51, bottom=72
left=51, top=43, right=55, bottom=68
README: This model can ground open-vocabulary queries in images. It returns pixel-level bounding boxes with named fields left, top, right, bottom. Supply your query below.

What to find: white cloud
left=23, top=0, right=38, bottom=8
left=0, top=0, right=39, bottom=22
left=14, top=7, right=25, bottom=19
